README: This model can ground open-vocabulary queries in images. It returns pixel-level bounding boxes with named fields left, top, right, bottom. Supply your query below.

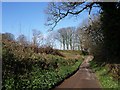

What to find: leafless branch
left=45, top=2, right=95, bottom=30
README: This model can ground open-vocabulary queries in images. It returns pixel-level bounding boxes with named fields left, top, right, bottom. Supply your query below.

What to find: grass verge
left=90, top=61, right=119, bottom=89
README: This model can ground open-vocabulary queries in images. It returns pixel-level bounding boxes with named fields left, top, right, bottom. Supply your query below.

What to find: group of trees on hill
left=45, top=2, right=120, bottom=63
left=2, top=15, right=102, bottom=54
left=55, top=27, right=78, bottom=50
left=54, top=16, right=102, bottom=53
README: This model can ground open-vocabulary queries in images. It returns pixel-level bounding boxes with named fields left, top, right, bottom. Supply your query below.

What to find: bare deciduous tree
left=32, top=29, right=43, bottom=47
left=76, top=15, right=103, bottom=55
left=17, top=34, right=27, bottom=46
left=55, top=27, right=76, bottom=50
left=45, top=32, right=56, bottom=48
left=45, top=2, right=97, bottom=30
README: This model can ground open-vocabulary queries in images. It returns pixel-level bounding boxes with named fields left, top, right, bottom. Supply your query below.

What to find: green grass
left=59, top=50, right=82, bottom=55
left=59, top=50, right=84, bottom=60
left=90, top=61, right=119, bottom=89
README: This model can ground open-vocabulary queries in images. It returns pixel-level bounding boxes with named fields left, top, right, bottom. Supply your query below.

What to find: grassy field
left=59, top=50, right=83, bottom=60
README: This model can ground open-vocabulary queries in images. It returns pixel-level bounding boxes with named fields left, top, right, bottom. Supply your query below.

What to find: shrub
left=2, top=40, right=82, bottom=89
left=38, top=46, right=64, bottom=57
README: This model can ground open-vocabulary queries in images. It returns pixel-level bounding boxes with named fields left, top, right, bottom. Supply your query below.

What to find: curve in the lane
left=54, top=55, right=101, bottom=89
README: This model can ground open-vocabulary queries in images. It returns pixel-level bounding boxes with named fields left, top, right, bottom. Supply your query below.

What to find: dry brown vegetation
left=59, top=50, right=83, bottom=60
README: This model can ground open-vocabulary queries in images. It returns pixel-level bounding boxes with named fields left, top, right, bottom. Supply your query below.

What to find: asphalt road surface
left=54, top=56, right=101, bottom=89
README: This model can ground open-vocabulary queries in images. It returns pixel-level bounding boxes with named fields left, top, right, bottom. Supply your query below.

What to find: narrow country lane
left=54, top=55, right=102, bottom=89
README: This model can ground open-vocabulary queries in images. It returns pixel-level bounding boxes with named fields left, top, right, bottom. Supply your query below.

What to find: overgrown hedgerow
left=2, top=40, right=83, bottom=90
